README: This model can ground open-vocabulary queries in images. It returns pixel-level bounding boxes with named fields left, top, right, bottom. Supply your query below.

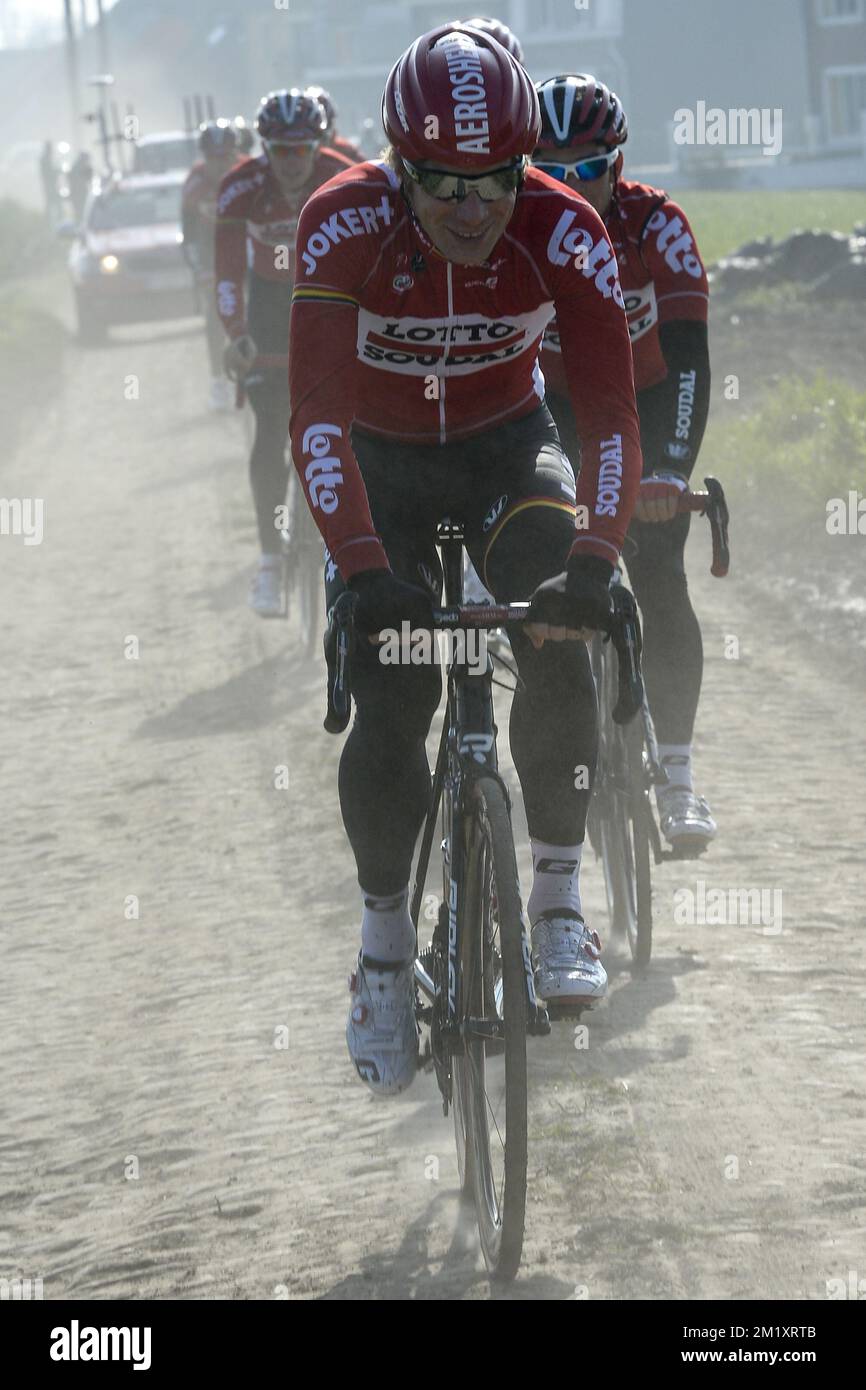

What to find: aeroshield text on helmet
left=439, top=32, right=490, bottom=154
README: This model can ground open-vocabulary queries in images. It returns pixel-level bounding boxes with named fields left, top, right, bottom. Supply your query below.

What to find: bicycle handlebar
left=323, top=476, right=729, bottom=732
left=323, top=586, right=644, bottom=733
left=226, top=352, right=289, bottom=408
left=676, top=477, right=730, bottom=578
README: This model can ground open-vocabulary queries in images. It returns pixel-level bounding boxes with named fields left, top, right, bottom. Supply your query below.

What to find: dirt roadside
left=1, top=301, right=864, bottom=1301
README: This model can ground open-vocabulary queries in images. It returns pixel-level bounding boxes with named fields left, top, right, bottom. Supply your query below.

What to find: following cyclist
left=303, top=86, right=365, bottom=163
left=232, top=116, right=255, bottom=156
left=289, top=26, right=642, bottom=1095
left=534, top=73, right=715, bottom=855
left=455, top=14, right=524, bottom=63
left=181, top=120, right=240, bottom=412
left=215, top=90, right=352, bottom=615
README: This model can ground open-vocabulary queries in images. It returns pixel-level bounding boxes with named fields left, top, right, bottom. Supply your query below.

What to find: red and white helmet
left=535, top=74, right=628, bottom=151
left=382, top=24, right=540, bottom=170
left=460, top=16, right=524, bottom=64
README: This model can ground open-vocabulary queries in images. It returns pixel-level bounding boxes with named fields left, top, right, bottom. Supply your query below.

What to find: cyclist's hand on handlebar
left=633, top=470, right=689, bottom=524
left=223, top=333, right=258, bottom=380
left=348, top=569, right=435, bottom=641
left=526, top=555, right=612, bottom=650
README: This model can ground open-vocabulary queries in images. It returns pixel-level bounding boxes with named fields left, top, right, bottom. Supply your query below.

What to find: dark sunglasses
left=532, top=149, right=619, bottom=183
left=402, top=156, right=525, bottom=202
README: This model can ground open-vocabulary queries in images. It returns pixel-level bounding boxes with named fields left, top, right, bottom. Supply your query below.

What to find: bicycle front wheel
left=451, top=774, right=528, bottom=1281
left=596, top=718, right=653, bottom=968
left=297, top=541, right=323, bottom=659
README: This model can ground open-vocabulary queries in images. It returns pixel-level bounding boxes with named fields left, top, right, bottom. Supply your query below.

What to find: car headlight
left=99, top=254, right=120, bottom=273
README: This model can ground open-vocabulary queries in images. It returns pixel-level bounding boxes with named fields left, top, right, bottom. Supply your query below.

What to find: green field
left=674, top=191, right=866, bottom=265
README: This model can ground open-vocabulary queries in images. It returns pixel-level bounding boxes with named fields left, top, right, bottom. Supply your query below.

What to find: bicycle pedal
left=545, top=999, right=599, bottom=1021
left=667, top=837, right=710, bottom=860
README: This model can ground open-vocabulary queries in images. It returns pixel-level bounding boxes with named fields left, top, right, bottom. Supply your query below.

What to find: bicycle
left=230, top=351, right=325, bottom=656
left=323, top=518, right=643, bottom=1280
left=586, top=477, right=730, bottom=969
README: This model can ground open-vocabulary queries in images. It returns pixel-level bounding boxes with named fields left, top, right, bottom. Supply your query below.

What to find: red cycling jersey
left=181, top=158, right=242, bottom=268
left=214, top=148, right=352, bottom=340
left=541, top=178, right=709, bottom=396
left=331, top=134, right=365, bottom=164
left=289, top=161, right=642, bottom=581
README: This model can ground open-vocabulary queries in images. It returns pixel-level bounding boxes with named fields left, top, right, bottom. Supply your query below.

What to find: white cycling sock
left=259, top=552, right=282, bottom=569
left=360, top=886, right=416, bottom=965
left=527, top=839, right=583, bottom=923
left=658, top=744, right=693, bottom=795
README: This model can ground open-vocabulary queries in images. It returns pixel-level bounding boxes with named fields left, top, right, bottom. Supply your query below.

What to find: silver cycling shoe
left=657, top=787, right=717, bottom=855
left=346, top=954, right=419, bottom=1097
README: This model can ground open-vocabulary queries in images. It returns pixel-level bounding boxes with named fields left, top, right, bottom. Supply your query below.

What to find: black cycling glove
left=528, top=554, right=613, bottom=632
left=348, top=569, right=435, bottom=636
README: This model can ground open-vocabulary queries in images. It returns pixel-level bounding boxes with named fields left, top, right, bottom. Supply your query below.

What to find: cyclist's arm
left=214, top=170, right=251, bottom=340
left=290, top=295, right=387, bottom=579
left=649, top=319, right=710, bottom=478
left=549, top=203, right=643, bottom=569
left=640, top=198, right=710, bottom=477
left=180, top=181, right=202, bottom=270
left=289, top=187, right=387, bottom=579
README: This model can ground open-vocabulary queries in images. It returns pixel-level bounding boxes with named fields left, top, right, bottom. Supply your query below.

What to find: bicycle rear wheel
left=451, top=774, right=528, bottom=1281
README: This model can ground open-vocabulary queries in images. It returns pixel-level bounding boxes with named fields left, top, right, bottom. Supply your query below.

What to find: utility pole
left=95, top=0, right=110, bottom=73
left=63, top=0, right=81, bottom=143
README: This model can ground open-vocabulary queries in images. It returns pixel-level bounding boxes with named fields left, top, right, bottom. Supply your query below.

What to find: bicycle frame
left=409, top=523, right=548, bottom=1112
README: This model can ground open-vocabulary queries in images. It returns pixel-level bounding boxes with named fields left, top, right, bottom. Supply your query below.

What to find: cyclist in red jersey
left=214, top=90, right=352, bottom=616
left=533, top=73, right=715, bottom=856
left=303, top=86, right=365, bottom=164
left=289, top=27, right=643, bottom=1095
left=182, top=120, right=240, bottom=412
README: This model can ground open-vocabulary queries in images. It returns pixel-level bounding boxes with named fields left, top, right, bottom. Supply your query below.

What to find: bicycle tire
left=297, top=542, right=322, bottom=659
left=591, top=642, right=653, bottom=966
left=451, top=774, right=528, bottom=1281
left=624, top=719, right=653, bottom=968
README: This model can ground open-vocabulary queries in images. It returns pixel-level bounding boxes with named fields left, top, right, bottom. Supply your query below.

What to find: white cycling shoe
left=531, top=911, right=607, bottom=1008
left=657, top=787, right=717, bottom=855
left=346, top=954, right=419, bottom=1097
left=247, top=556, right=285, bottom=618
left=209, top=376, right=234, bottom=412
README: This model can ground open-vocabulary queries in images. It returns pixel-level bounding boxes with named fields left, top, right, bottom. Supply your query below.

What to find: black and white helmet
left=255, top=89, right=329, bottom=143
left=197, top=119, right=238, bottom=157
left=535, top=73, right=628, bottom=151
left=304, top=85, right=337, bottom=135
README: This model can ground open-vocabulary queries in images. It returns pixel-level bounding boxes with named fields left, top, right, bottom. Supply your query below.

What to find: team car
left=66, top=171, right=195, bottom=340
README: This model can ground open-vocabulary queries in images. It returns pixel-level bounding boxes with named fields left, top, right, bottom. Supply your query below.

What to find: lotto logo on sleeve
left=546, top=211, right=625, bottom=308
left=646, top=209, right=703, bottom=278
left=301, top=423, right=344, bottom=514
left=217, top=279, right=237, bottom=318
